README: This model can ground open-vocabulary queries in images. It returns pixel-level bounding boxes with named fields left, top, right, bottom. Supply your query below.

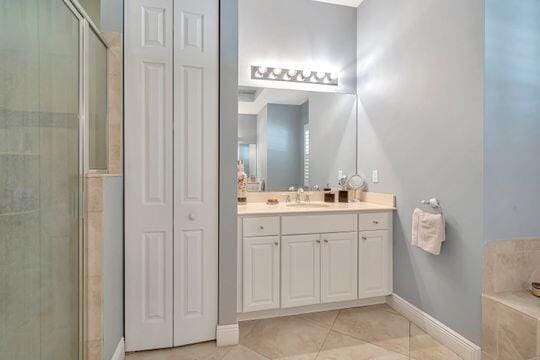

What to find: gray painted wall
left=238, top=114, right=257, bottom=144
left=103, top=176, right=123, bottom=359
left=219, top=0, right=239, bottom=327
left=101, top=0, right=123, bottom=33
left=308, top=93, right=357, bottom=188
left=239, top=0, right=357, bottom=94
left=484, top=0, right=540, bottom=242
left=356, top=0, right=484, bottom=344
left=266, top=104, right=304, bottom=190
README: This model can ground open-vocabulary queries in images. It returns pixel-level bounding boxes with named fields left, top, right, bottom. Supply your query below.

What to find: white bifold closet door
left=125, top=0, right=218, bottom=352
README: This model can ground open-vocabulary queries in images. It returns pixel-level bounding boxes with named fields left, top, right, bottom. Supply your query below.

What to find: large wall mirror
left=238, top=87, right=357, bottom=192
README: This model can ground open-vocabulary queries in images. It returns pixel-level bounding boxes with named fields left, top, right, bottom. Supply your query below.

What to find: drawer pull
left=259, top=225, right=264, bottom=230
left=362, top=236, right=367, bottom=240
left=316, top=239, right=321, bottom=244
left=372, top=220, right=379, bottom=224
left=324, top=239, right=329, bottom=243
left=274, top=241, right=279, bottom=246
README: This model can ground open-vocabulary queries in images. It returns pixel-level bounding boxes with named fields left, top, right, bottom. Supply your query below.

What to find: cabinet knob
left=324, top=239, right=329, bottom=243
left=316, top=239, right=321, bottom=244
left=274, top=241, right=279, bottom=246
left=362, top=236, right=367, bottom=240
left=259, top=225, right=264, bottom=230
left=372, top=220, right=379, bottom=224
left=189, top=213, right=197, bottom=221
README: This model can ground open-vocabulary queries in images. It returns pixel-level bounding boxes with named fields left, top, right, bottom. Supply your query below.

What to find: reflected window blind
left=303, top=124, right=310, bottom=187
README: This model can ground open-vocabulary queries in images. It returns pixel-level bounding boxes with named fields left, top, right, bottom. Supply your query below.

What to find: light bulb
left=330, top=72, right=339, bottom=81
left=316, top=72, right=326, bottom=80
left=302, top=70, right=312, bottom=79
left=258, top=66, right=268, bottom=75
left=272, top=68, right=283, bottom=76
left=287, top=69, right=297, bottom=78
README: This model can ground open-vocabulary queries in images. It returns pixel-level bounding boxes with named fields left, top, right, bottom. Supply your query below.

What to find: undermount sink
left=286, top=202, right=331, bottom=209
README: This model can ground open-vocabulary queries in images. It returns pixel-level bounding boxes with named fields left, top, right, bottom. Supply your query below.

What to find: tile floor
left=126, top=304, right=462, bottom=360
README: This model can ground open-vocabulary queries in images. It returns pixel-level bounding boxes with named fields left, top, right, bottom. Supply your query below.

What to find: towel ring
left=420, top=198, right=441, bottom=209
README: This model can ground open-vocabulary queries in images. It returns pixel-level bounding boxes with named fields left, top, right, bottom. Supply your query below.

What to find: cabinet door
left=358, top=230, right=391, bottom=298
left=243, top=236, right=280, bottom=312
left=281, top=234, right=321, bottom=308
left=321, top=232, right=358, bottom=303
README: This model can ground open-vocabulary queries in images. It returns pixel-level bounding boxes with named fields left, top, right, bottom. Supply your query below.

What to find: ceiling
left=312, top=0, right=364, bottom=7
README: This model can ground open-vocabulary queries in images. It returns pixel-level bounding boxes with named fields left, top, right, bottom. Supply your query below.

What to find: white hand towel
left=411, top=208, right=445, bottom=255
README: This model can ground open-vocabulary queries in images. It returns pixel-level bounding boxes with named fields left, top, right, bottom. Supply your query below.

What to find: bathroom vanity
left=237, top=197, right=395, bottom=318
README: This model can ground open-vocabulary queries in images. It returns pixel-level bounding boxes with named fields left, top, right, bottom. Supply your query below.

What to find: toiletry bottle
left=324, top=184, right=335, bottom=203
left=237, top=160, right=247, bottom=205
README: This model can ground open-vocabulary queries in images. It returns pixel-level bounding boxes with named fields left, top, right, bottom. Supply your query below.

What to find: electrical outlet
left=372, top=170, right=379, bottom=183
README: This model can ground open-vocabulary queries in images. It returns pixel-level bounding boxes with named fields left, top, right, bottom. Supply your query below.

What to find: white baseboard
left=216, top=324, right=239, bottom=347
left=386, top=294, right=481, bottom=360
left=110, top=337, right=125, bottom=360
left=237, top=296, right=386, bottom=322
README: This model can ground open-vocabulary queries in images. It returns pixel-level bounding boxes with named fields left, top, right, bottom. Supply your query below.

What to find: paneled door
left=125, top=0, right=219, bottom=351
left=243, top=236, right=280, bottom=312
left=125, top=0, right=174, bottom=352
left=281, top=234, right=321, bottom=308
left=321, top=232, right=358, bottom=303
left=358, top=230, right=391, bottom=298
left=173, top=0, right=219, bottom=347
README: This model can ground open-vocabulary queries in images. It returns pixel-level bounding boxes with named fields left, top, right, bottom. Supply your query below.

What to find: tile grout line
left=314, top=309, right=342, bottom=359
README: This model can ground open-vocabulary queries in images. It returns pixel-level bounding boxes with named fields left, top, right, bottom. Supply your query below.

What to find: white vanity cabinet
left=358, top=230, right=392, bottom=298
left=321, top=232, right=358, bottom=303
left=243, top=235, right=280, bottom=312
left=281, top=234, right=321, bottom=308
left=239, top=210, right=393, bottom=315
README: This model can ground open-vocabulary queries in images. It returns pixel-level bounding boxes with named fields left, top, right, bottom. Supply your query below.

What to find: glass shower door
left=0, top=0, right=82, bottom=359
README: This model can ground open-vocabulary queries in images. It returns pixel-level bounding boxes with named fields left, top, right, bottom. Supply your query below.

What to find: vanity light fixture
left=251, top=66, right=339, bottom=86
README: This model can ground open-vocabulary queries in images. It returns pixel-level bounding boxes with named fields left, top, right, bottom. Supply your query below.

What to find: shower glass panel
left=0, top=0, right=81, bottom=359
left=88, top=28, right=108, bottom=171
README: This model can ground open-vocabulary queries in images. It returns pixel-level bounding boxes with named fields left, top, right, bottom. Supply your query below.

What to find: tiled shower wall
left=84, top=31, right=123, bottom=360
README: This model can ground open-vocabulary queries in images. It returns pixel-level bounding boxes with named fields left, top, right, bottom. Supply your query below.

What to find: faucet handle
left=286, top=195, right=291, bottom=203
left=304, top=193, right=310, bottom=203
left=288, top=186, right=296, bottom=192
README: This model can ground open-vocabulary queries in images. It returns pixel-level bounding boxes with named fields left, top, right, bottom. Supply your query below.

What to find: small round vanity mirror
left=347, top=174, right=366, bottom=190
left=347, top=174, right=366, bottom=202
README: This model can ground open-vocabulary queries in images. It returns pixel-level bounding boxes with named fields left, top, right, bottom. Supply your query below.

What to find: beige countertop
left=238, top=201, right=396, bottom=216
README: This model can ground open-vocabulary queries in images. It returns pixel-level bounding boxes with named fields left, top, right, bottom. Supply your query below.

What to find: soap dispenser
left=237, top=160, right=247, bottom=205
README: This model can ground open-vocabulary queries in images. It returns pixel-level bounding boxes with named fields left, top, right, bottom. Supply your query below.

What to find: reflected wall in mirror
left=238, top=87, right=357, bottom=192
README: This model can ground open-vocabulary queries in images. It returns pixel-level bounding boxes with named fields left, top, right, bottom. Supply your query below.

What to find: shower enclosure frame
left=60, top=1, right=110, bottom=359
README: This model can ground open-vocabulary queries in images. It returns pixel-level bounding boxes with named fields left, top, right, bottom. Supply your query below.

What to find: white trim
left=238, top=296, right=385, bottom=321
left=216, top=324, right=239, bottom=347
left=110, top=338, right=125, bottom=360
left=386, top=294, right=481, bottom=360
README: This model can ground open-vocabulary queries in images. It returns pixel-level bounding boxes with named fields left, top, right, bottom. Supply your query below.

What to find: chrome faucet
left=295, top=188, right=304, bottom=203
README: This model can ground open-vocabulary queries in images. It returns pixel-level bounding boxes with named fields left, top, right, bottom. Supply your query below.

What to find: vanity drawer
left=358, top=212, right=390, bottom=230
left=243, top=217, right=280, bottom=237
left=282, top=214, right=357, bottom=235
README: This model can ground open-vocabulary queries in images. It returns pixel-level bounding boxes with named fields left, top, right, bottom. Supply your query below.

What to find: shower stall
left=0, top=0, right=108, bottom=359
